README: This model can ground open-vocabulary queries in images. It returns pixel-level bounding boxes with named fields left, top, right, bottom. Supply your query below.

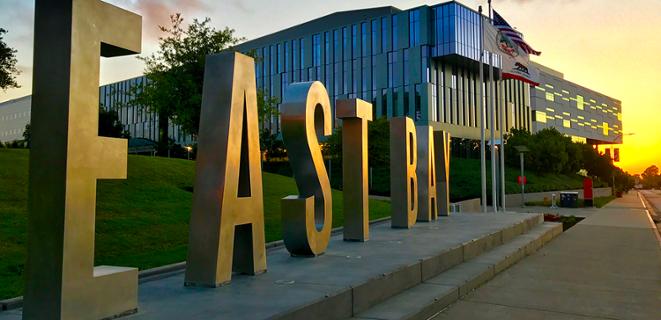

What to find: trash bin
left=560, top=192, right=579, bottom=208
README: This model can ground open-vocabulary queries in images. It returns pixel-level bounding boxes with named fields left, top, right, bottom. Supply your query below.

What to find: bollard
left=551, top=193, right=558, bottom=208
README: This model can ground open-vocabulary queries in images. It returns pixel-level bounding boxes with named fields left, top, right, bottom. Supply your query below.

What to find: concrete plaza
left=0, top=211, right=552, bottom=319
left=434, top=192, right=661, bottom=320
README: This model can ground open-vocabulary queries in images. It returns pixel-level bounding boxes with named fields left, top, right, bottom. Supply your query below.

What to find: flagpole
left=488, top=0, right=492, bottom=20
left=488, top=0, right=498, bottom=213
left=478, top=6, right=487, bottom=213
left=489, top=0, right=502, bottom=212
left=489, top=51, right=497, bottom=213
left=499, top=79, right=506, bottom=212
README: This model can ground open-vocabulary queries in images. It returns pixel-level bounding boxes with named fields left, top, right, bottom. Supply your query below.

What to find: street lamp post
left=514, top=146, right=529, bottom=207
left=185, top=146, right=192, bottom=160
left=606, top=132, right=634, bottom=195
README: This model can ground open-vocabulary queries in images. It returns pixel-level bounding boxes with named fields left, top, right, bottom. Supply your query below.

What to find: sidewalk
left=433, top=192, right=661, bottom=320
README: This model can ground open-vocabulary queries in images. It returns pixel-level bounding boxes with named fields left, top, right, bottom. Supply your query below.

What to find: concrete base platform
left=0, top=213, right=546, bottom=320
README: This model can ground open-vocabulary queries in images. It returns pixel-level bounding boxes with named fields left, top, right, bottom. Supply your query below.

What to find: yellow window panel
left=546, top=92, right=555, bottom=101
left=535, top=111, right=547, bottom=123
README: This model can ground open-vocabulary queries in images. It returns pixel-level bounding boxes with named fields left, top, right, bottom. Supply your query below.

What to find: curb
left=638, top=191, right=661, bottom=245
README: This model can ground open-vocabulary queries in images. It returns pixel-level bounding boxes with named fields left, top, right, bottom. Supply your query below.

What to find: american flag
left=493, top=10, right=541, bottom=56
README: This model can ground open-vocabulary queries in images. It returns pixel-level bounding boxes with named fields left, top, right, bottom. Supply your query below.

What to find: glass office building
left=0, top=96, right=31, bottom=143
left=530, top=62, right=623, bottom=144
left=236, top=1, right=530, bottom=140
left=99, top=76, right=193, bottom=145
left=0, top=76, right=193, bottom=146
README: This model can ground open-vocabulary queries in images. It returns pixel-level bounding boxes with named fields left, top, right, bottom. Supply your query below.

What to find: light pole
left=185, top=146, right=193, bottom=160
left=605, top=132, right=634, bottom=195
left=514, top=146, right=529, bottom=207
left=478, top=6, right=487, bottom=213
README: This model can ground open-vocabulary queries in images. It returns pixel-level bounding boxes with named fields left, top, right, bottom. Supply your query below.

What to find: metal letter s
left=280, top=81, right=333, bottom=256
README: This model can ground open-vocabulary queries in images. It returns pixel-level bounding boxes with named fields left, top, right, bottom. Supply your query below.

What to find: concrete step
left=351, top=222, right=562, bottom=320
left=348, top=214, right=545, bottom=317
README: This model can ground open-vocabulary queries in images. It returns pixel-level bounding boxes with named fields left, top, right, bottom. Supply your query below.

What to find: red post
left=583, top=177, right=593, bottom=207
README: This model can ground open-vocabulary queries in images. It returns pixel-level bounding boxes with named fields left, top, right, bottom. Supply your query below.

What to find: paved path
left=433, top=192, right=661, bottom=320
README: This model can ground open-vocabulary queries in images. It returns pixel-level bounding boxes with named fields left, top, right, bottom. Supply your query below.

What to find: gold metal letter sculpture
left=337, top=99, right=373, bottom=241
left=25, top=0, right=141, bottom=318
left=281, top=82, right=333, bottom=256
left=416, top=126, right=438, bottom=222
left=434, top=131, right=451, bottom=216
left=185, top=52, right=267, bottom=287
left=390, top=117, right=418, bottom=228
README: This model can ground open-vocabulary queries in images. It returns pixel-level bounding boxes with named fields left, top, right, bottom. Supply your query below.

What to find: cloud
left=230, top=0, right=253, bottom=14
left=109, top=0, right=210, bottom=40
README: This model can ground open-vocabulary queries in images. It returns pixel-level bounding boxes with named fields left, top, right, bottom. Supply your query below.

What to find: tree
left=504, top=128, right=532, bottom=168
left=99, top=108, right=130, bottom=138
left=504, top=127, right=629, bottom=190
left=257, top=89, right=280, bottom=131
left=641, top=165, right=660, bottom=189
left=132, top=14, right=243, bottom=155
left=257, top=88, right=284, bottom=163
left=642, top=165, right=659, bottom=178
left=324, top=117, right=391, bottom=194
left=581, top=144, right=613, bottom=182
left=22, top=123, right=30, bottom=147
left=260, top=129, right=286, bottom=162
left=0, top=28, right=20, bottom=90
left=20, top=109, right=126, bottom=149
left=564, top=138, right=583, bottom=174
left=528, top=128, right=568, bottom=175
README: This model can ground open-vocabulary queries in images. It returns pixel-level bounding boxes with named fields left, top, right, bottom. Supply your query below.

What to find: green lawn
left=0, top=149, right=391, bottom=300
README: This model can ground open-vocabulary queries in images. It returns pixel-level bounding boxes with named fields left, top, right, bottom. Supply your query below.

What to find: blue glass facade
left=236, top=1, right=530, bottom=139
left=99, top=76, right=193, bottom=145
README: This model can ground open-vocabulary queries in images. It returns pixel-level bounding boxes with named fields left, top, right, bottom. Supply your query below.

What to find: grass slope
left=450, top=157, right=589, bottom=201
left=0, top=149, right=390, bottom=300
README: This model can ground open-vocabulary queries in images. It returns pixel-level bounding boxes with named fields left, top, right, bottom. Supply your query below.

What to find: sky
left=0, top=0, right=659, bottom=174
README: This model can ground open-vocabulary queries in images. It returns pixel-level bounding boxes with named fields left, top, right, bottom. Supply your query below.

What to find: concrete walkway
left=433, top=192, right=661, bottom=320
